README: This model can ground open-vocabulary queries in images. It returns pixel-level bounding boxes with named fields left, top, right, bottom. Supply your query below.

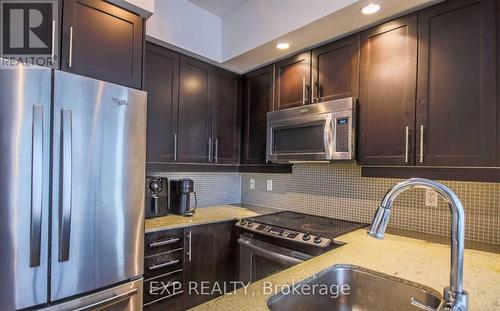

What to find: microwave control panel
left=335, top=117, right=349, bottom=153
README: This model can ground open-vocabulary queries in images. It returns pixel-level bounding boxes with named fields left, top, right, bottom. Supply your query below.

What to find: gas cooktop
left=236, top=211, right=367, bottom=248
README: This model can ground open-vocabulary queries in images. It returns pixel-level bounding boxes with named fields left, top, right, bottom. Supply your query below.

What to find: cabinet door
left=416, top=0, right=497, bottom=166
left=242, top=65, right=274, bottom=164
left=178, top=56, right=213, bottom=163
left=212, top=68, right=241, bottom=164
left=358, top=15, right=418, bottom=166
left=145, top=43, right=179, bottom=163
left=212, top=221, right=238, bottom=288
left=312, top=34, right=360, bottom=102
left=274, top=52, right=311, bottom=110
left=61, top=0, right=143, bottom=88
left=184, top=226, right=215, bottom=309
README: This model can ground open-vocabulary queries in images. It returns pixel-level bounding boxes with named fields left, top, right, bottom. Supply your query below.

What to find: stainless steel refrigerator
left=0, top=63, right=146, bottom=310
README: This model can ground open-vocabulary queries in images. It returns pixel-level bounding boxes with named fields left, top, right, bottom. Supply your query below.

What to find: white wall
left=221, top=0, right=357, bottom=61
left=146, top=0, right=222, bottom=61
left=124, top=0, right=155, bottom=13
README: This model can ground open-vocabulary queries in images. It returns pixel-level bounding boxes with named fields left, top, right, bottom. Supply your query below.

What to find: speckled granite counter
left=145, top=204, right=277, bottom=233
left=194, top=229, right=500, bottom=311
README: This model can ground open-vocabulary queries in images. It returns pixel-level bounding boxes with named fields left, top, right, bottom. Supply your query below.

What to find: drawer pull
left=148, top=260, right=180, bottom=271
left=149, top=238, right=180, bottom=248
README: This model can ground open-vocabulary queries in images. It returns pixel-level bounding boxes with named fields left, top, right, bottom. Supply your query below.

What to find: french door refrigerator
left=0, top=63, right=146, bottom=310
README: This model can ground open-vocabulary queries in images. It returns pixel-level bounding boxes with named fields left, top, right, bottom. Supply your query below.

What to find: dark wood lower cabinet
left=184, top=221, right=239, bottom=309
left=144, top=221, right=238, bottom=310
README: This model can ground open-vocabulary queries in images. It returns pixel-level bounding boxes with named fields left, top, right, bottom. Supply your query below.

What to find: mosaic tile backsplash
left=149, top=164, right=499, bottom=244
left=147, top=172, right=241, bottom=208
left=241, top=163, right=500, bottom=244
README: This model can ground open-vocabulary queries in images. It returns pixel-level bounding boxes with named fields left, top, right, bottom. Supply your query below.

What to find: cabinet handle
left=68, top=26, right=73, bottom=68
left=302, top=77, right=307, bottom=105
left=173, top=134, right=178, bottom=162
left=148, top=259, right=180, bottom=271
left=51, top=20, right=56, bottom=65
left=207, top=138, right=213, bottom=163
left=149, top=238, right=180, bottom=248
left=187, top=231, right=192, bottom=262
left=404, top=126, right=409, bottom=163
left=214, top=138, right=219, bottom=163
left=419, top=125, right=424, bottom=163
left=313, top=81, right=320, bottom=103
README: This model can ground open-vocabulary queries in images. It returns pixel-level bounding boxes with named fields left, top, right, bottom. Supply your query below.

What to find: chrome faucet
left=368, top=178, right=468, bottom=311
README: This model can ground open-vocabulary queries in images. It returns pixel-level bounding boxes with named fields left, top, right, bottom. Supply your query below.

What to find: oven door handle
left=239, top=238, right=308, bottom=266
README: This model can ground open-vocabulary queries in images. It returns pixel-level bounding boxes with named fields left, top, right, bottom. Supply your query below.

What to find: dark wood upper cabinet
left=416, top=0, right=497, bottom=166
left=274, top=52, right=311, bottom=110
left=178, top=55, right=213, bottom=163
left=144, top=43, right=179, bottom=163
left=311, top=34, right=360, bottom=102
left=358, top=15, right=418, bottom=166
left=61, top=0, right=143, bottom=89
left=212, top=68, right=241, bottom=164
left=243, top=65, right=274, bottom=164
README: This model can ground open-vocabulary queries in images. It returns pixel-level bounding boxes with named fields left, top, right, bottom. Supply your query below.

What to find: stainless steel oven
left=238, top=235, right=312, bottom=283
left=266, top=97, right=356, bottom=163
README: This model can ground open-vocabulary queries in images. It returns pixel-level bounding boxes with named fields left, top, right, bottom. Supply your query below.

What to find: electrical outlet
left=425, top=189, right=439, bottom=207
left=249, top=178, right=255, bottom=190
left=266, top=180, right=273, bottom=191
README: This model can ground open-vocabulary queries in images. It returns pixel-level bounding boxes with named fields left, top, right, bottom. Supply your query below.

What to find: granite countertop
left=194, top=229, right=500, bottom=310
left=145, top=204, right=278, bottom=233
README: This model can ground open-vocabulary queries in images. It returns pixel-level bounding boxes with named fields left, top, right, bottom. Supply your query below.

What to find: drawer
left=144, top=249, right=183, bottom=279
left=145, top=229, right=184, bottom=257
left=144, top=269, right=184, bottom=305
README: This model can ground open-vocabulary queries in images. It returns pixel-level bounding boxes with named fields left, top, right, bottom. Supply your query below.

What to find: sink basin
left=267, top=264, right=442, bottom=311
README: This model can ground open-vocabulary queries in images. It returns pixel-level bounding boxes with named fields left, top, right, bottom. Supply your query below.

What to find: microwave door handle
left=323, top=115, right=334, bottom=159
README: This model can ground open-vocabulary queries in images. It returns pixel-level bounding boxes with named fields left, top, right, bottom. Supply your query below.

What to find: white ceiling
left=187, top=0, right=247, bottom=17
left=146, top=0, right=443, bottom=73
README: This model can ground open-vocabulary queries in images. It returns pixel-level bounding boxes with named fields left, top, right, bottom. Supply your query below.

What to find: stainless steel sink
left=267, top=265, right=442, bottom=311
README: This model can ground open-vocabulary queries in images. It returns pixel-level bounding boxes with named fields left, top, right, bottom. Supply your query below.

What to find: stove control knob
left=240, top=219, right=248, bottom=226
left=303, top=233, right=311, bottom=241
left=247, top=220, right=254, bottom=228
left=313, top=236, right=322, bottom=244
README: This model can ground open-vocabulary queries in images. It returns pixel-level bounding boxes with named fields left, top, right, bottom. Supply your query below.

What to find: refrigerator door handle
left=73, top=288, right=138, bottom=311
left=30, top=105, right=44, bottom=267
left=59, top=109, right=73, bottom=262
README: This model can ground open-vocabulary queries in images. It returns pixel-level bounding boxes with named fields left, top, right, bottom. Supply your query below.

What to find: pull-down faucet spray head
left=367, top=178, right=468, bottom=311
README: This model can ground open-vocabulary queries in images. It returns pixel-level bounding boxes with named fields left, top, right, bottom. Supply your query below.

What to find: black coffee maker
left=169, top=179, right=197, bottom=216
left=145, top=177, right=169, bottom=219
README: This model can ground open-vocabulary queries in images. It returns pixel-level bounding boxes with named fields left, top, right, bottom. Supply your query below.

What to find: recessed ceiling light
left=361, top=3, right=381, bottom=15
left=276, top=42, right=290, bottom=50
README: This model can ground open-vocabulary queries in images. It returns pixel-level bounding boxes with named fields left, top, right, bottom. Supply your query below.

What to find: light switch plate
left=425, top=189, right=439, bottom=207
left=266, top=180, right=273, bottom=191
left=250, top=178, right=255, bottom=190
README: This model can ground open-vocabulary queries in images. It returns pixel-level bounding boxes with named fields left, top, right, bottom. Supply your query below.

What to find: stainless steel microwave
left=266, top=97, right=356, bottom=163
